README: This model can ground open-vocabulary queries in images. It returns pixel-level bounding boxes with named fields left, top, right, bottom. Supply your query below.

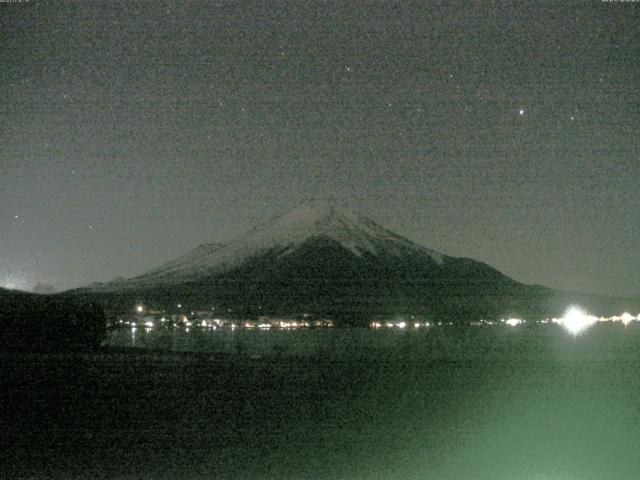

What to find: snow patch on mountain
left=138, top=242, right=227, bottom=280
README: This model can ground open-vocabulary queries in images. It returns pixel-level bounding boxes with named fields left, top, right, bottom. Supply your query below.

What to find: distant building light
left=504, top=318, right=523, bottom=327
left=620, top=312, right=635, bottom=326
left=559, top=306, right=597, bottom=336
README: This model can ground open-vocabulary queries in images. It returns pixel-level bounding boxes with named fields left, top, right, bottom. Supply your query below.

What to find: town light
left=620, top=312, right=635, bottom=326
left=505, top=318, right=523, bottom=327
left=560, top=306, right=597, bottom=336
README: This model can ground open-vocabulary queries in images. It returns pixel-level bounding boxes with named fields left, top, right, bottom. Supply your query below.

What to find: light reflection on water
left=105, top=322, right=640, bottom=362
left=98, top=324, right=640, bottom=479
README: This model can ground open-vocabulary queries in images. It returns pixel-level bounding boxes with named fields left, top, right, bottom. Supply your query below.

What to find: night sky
left=1, top=1, right=638, bottom=298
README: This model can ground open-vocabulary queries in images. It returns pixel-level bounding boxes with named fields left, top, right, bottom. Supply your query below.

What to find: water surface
left=3, top=324, right=640, bottom=479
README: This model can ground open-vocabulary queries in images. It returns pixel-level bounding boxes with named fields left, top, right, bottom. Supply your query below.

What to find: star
left=518, top=108, right=525, bottom=116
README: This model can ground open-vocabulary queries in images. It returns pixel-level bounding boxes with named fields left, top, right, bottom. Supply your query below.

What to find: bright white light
left=519, top=108, right=525, bottom=116
left=397, top=321, right=406, bottom=329
left=620, top=312, right=635, bottom=326
left=505, top=318, right=523, bottom=327
left=560, top=306, right=597, bottom=336
left=136, top=305, right=144, bottom=313
left=144, top=321, right=154, bottom=328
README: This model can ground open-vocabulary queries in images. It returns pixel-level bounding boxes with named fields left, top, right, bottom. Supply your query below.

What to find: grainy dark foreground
left=3, top=325, right=640, bottom=479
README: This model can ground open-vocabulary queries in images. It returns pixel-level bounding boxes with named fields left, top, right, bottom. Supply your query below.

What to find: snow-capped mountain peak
left=113, top=199, right=446, bottom=286
left=222, top=198, right=443, bottom=260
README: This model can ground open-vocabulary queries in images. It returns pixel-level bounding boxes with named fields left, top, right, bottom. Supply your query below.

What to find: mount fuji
left=117, top=199, right=449, bottom=286
left=72, top=199, right=638, bottom=324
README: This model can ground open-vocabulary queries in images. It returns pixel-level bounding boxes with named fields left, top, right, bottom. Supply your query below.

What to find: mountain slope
left=0, top=287, right=106, bottom=350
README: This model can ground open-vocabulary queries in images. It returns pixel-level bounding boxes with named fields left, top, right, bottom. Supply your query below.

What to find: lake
left=3, top=323, right=640, bottom=479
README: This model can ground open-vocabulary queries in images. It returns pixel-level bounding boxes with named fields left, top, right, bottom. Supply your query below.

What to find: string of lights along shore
left=127, top=301, right=640, bottom=337
left=2, top=2, right=639, bottom=302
